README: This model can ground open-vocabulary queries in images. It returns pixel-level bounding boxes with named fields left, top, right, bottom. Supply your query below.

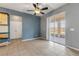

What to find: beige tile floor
left=0, top=39, right=79, bottom=56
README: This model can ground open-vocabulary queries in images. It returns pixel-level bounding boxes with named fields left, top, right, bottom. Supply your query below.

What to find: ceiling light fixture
left=34, top=8, right=40, bottom=14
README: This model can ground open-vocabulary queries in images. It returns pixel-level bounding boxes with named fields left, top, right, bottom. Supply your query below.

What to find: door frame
left=46, top=16, right=53, bottom=41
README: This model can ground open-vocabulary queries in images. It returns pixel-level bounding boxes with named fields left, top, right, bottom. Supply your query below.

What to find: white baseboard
left=22, top=37, right=41, bottom=41
left=0, top=41, right=10, bottom=46
left=66, top=45, right=79, bottom=51
left=4, top=41, right=11, bottom=44
left=39, top=37, right=46, bottom=40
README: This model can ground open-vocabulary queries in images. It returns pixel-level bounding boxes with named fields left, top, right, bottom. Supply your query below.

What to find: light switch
left=70, top=28, right=75, bottom=31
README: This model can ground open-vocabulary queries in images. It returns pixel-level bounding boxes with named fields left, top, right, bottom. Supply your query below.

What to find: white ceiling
left=0, top=3, right=66, bottom=16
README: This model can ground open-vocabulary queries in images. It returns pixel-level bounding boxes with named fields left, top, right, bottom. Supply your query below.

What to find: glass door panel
left=50, top=22, right=54, bottom=36
left=60, top=20, right=65, bottom=38
left=54, top=21, right=59, bottom=37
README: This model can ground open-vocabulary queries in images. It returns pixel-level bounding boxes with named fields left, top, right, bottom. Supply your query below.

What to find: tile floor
left=50, top=36, right=65, bottom=45
left=0, top=39, right=79, bottom=56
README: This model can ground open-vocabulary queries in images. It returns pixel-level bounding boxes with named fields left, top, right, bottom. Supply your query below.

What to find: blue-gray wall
left=0, top=7, right=40, bottom=42
left=41, top=3, right=79, bottom=49
left=22, top=13, right=40, bottom=39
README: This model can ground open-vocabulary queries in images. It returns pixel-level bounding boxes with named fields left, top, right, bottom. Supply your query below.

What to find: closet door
left=15, top=21, right=22, bottom=38
left=10, top=15, right=22, bottom=39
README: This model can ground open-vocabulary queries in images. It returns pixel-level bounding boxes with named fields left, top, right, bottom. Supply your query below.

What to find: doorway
left=47, top=12, right=65, bottom=45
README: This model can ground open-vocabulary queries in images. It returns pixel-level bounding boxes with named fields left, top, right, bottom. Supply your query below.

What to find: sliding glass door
left=60, top=20, right=65, bottom=38
left=48, top=12, right=65, bottom=45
